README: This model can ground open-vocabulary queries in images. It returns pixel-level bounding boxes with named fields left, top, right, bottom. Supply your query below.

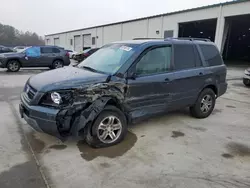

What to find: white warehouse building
left=45, top=0, right=250, bottom=63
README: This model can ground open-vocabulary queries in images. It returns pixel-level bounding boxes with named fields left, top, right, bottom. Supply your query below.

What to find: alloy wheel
left=200, top=94, right=212, bottom=113
left=97, top=116, right=122, bottom=144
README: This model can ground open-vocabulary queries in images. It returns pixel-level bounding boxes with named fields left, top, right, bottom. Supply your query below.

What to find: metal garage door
left=54, top=38, right=60, bottom=46
left=74, top=35, right=81, bottom=52
left=83, top=34, right=91, bottom=48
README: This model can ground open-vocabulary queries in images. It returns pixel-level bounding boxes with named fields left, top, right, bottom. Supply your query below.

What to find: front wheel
left=7, top=60, right=20, bottom=72
left=86, top=105, right=127, bottom=148
left=190, top=88, right=216, bottom=119
left=243, top=78, right=250, bottom=87
left=52, top=60, right=63, bottom=69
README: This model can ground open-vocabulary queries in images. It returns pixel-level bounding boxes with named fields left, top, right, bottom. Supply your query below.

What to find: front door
left=125, top=45, right=174, bottom=120
left=23, top=47, right=41, bottom=67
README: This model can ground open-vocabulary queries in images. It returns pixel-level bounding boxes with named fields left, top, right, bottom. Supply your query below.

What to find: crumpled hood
left=28, top=66, right=109, bottom=92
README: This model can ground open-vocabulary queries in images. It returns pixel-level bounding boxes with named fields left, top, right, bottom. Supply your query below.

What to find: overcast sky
left=0, top=0, right=229, bottom=36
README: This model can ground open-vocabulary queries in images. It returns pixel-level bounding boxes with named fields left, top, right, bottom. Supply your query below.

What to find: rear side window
left=199, top=44, right=222, bottom=66
left=53, top=48, right=60, bottom=53
left=41, top=47, right=53, bottom=53
left=174, top=44, right=196, bottom=70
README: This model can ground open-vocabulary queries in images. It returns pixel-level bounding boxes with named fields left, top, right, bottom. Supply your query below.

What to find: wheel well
left=204, top=85, right=218, bottom=96
left=7, top=59, right=22, bottom=67
left=53, top=59, right=64, bottom=63
left=106, top=99, right=123, bottom=111
left=106, top=99, right=129, bottom=122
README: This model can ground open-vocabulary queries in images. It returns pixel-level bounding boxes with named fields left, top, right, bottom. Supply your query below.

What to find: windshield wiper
left=81, top=65, right=107, bottom=75
left=82, top=66, right=98, bottom=73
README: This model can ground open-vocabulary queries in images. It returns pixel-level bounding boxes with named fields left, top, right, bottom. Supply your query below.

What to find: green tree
left=0, top=23, right=44, bottom=46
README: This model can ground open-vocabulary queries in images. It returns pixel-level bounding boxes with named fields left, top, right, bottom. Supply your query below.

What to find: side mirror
left=126, top=72, right=137, bottom=80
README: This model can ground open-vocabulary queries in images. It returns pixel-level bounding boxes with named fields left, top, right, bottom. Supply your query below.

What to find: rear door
left=170, top=43, right=205, bottom=108
left=40, top=47, right=58, bottom=66
left=125, top=45, right=175, bottom=119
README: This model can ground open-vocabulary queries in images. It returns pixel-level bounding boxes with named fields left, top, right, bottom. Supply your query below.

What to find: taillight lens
left=66, top=52, right=70, bottom=57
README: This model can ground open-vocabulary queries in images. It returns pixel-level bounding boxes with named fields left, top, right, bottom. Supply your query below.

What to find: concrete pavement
left=0, top=66, right=250, bottom=188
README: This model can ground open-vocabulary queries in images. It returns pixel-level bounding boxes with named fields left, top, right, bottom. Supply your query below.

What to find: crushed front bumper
left=20, top=93, right=61, bottom=138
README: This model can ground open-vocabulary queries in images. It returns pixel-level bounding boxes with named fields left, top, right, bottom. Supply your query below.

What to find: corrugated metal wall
left=45, top=1, right=250, bottom=52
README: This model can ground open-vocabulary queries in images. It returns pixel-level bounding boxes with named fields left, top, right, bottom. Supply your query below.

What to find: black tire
left=85, top=105, right=127, bottom=148
left=243, top=78, right=250, bottom=87
left=52, top=60, right=63, bottom=69
left=190, top=88, right=216, bottom=119
left=7, top=60, right=20, bottom=72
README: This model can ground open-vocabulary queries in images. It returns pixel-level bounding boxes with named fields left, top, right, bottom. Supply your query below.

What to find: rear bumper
left=20, top=93, right=61, bottom=138
left=64, top=58, right=71, bottom=66
left=217, top=82, right=228, bottom=97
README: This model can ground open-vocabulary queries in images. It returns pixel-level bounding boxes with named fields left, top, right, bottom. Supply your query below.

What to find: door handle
left=199, top=72, right=203, bottom=76
left=165, top=78, right=170, bottom=82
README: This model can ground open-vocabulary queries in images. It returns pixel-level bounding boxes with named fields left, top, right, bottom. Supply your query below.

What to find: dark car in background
left=0, top=46, right=70, bottom=72
left=74, top=48, right=99, bottom=62
left=19, top=38, right=227, bottom=148
left=0, top=46, right=15, bottom=53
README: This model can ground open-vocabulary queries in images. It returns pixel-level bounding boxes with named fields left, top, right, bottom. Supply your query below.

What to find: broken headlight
left=40, top=90, right=73, bottom=107
left=51, top=92, right=61, bottom=104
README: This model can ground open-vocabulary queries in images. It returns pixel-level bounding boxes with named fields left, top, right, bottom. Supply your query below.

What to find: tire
left=85, top=105, right=127, bottom=148
left=190, top=88, right=216, bottom=119
left=7, top=60, right=20, bottom=72
left=52, top=60, right=63, bottom=69
left=243, top=78, right=250, bottom=87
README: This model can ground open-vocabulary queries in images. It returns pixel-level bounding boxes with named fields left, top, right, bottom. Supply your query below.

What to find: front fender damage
left=55, top=82, right=125, bottom=138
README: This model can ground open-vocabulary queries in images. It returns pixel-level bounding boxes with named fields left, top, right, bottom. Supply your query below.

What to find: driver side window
left=26, top=47, right=41, bottom=57
left=136, top=46, right=172, bottom=76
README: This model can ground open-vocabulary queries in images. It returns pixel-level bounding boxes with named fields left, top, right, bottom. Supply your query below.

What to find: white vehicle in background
left=66, top=50, right=78, bottom=59
left=13, top=46, right=29, bottom=52
left=243, top=68, right=250, bottom=87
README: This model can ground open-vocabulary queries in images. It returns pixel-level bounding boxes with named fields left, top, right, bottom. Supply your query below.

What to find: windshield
left=78, top=43, right=137, bottom=74
left=19, top=47, right=30, bottom=53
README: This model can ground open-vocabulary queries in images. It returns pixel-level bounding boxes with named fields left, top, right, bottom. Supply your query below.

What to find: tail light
left=65, top=52, right=70, bottom=57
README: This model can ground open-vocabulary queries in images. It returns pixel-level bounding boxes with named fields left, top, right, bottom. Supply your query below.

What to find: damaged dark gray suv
left=19, top=38, right=227, bottom=147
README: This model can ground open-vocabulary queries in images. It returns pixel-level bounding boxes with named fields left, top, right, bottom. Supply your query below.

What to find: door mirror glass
left=127, top=72, right=137, bottom=80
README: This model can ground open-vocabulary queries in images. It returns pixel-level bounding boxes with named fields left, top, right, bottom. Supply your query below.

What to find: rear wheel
left=52, top=60, right=63, bottom=69
left=190, top=88, right=216, bottom=119
left=7, top=60, right=20, bottom=72
left=243, top=78, right=250, bottom=87
left=86, top=105, right=127, bottom=148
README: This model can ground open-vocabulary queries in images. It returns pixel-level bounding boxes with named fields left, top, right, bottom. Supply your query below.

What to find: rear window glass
left=199, top=44, right=223, bottom=66
left=41, top=47, right=53, bottom=53
left=174, top=44, right=196, bottom=70
left=53, top=48, right=60, bottom=53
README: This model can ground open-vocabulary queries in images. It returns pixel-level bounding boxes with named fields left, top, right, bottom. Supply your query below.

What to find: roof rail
left=133, top=38, right=163, bottom=40
left=165, top=37, right=211, bottom=42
